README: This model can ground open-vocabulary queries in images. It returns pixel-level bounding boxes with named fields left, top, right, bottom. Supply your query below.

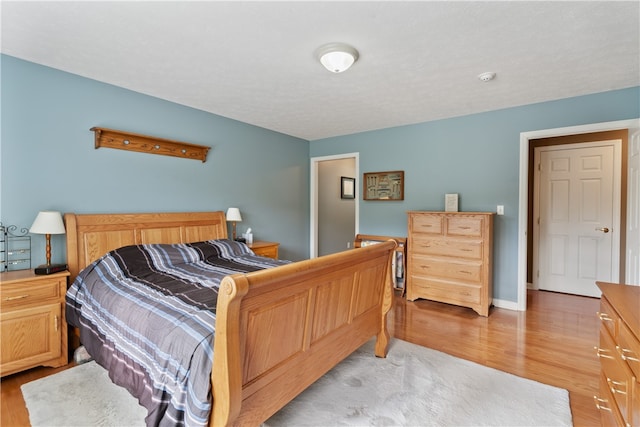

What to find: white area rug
left=21, top=360, right=146, bottom=427
left=21, top=339, right=572, bottom=427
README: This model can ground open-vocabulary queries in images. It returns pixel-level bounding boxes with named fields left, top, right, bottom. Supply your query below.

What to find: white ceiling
left=2, top=1, right=639, bottom=141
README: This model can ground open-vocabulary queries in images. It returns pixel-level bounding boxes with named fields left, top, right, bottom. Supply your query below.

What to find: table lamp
left=29, top=210, right=67, bottom=274
left=226, top=207, right=242, bottom=240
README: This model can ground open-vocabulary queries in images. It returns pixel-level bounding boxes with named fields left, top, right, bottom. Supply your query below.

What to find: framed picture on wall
left=363, top=171, right=404, bottom=200
left=341, top=177, right=355, bottom=199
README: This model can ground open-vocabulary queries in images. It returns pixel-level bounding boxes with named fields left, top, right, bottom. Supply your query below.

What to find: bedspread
left=66, top=239, right=288, bottom=427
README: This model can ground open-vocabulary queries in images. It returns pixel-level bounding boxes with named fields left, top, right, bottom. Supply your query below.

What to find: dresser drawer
left=410, top=254, right=482, bottom=283
left=410, top=214, right=443, bottom=235
left=618, top=321, right=640, bottom=379
left=1, top=280, right=64, bottom=309
left=446, top=216, right=484, bottom=237
left=599, top=327, right=633, bottom=423
left=409, top=276, right=480, bottom=305
left=598, top=297, right=618, bottom=340
left=411, top=235, right=482, bottom=259
left=632, top=381, right=640, bottom=427
left=596, top=372, right=625, bottom=426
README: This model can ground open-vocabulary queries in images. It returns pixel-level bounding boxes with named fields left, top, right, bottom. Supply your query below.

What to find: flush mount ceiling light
left=478, top=72, right=496, bottom=82
left=316, top=42, right=359, bottom=73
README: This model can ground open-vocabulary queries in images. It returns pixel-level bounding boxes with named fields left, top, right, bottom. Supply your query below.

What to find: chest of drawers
left=595, top=282, right=640, bottom=427
left=406, top=211, right=494, bottom=316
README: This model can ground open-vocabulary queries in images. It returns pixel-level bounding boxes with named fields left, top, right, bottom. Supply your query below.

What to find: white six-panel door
left=534, top=141, right=621, bottom=297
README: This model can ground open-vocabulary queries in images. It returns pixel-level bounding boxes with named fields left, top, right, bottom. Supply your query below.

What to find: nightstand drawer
left=249, top=241, right=279, bottom=259
left=2, top=279, right=64, bottom=309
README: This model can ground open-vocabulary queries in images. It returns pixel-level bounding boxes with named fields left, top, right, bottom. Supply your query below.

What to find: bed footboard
left=211, top=240, right=397, bottom=426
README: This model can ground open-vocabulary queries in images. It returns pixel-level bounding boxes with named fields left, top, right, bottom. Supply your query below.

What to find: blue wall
left=3, top=54, right=638, bottom=304
left=1, top=55, right=310, bottom=264
left=310, top=87, right=640, bottom=302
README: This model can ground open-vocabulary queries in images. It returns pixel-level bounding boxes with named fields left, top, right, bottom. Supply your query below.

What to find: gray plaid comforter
left=66, top=239, right=288, bottom=426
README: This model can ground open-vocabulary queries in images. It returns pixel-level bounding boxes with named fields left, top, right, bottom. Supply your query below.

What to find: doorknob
left=596, top=227, right=610, bottom=233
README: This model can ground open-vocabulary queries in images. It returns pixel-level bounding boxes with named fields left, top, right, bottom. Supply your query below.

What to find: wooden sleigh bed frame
left=64, top=211, right=396, bottom=426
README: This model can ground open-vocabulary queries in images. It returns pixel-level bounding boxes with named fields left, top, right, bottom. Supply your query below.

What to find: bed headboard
left=64, top=211, right=228, bottom=281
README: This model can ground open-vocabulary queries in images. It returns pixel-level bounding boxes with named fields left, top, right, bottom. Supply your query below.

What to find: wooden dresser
left=0, top=270, right=70, bottom=376
left=406, top=211, right=494, bottom=316
left=595, top=281, right=640, bottom=426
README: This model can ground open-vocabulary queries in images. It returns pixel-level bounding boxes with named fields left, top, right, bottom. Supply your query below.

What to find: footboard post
left=210, top=275, right=249, bottom=427
left=375, top=240, right=397, bottom=358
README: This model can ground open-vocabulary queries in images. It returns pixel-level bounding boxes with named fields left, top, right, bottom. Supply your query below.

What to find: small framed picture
left=445, top=193, right=459, bottom=212
left=341, top=177, right=355, bottom=199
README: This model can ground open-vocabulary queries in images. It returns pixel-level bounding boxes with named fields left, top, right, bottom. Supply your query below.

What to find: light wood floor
left=1, top=289, right=601, bottom=426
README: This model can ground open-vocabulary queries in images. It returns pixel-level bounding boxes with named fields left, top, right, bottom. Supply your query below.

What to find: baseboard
left=493, top=298, right=522, bottom=311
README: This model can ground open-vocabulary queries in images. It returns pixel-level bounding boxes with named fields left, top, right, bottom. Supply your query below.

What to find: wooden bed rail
left=211, top=240, right=397, bottom=426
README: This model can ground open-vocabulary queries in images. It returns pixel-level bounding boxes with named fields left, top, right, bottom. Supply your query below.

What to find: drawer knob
left=4, top=294, right=29, bottom=301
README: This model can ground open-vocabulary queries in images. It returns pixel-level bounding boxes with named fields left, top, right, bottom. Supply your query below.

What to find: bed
left=64, top=211, right=396, bottom=426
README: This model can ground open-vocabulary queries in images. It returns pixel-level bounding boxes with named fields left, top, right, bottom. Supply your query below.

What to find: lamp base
left=34, top=263, right=68, bottom=275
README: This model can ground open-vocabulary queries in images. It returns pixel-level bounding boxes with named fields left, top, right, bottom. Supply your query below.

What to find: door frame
left=532, top=140, right=622, bottom=294
left=310, top=152, right=359, bottom=258
left=517, top=118, right=639, bottom=311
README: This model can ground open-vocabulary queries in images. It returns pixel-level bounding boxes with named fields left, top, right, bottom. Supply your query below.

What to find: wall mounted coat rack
left=91, top=127, right=210, bottom=162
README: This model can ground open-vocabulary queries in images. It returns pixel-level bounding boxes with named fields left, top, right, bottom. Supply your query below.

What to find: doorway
left=518, top=119, right=639, bottom=311
left=532, top=140, right=621, bottom=297
left=310, top=153, right=359, bottom=258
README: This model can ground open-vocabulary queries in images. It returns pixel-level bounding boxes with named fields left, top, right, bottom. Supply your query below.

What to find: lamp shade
left=29, top=211, right=66, bottom=234
left=316, top=42, right=359, bottom=73
left=225, top=208, right=242, bottom=222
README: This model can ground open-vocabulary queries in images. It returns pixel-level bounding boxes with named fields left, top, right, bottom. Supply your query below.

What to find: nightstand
left=248, top=241, right=280, bottom=259
left=0, top=269, right=70, bottom=377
